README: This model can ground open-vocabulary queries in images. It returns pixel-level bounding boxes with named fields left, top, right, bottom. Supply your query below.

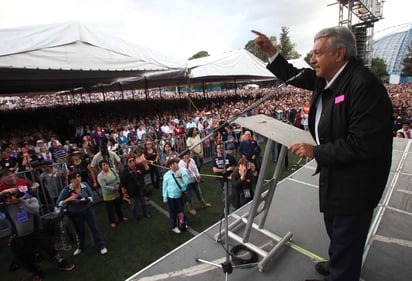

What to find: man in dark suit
left=253, top=27, right=393, bottom=281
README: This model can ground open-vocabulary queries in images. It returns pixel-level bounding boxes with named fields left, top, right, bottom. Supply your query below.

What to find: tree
left=245, top=36, right=279, bottom=62
left=401, top=44, right=412, bottom=76
left=304, top=51, right=313, bottom=65
left=279, top=26, right=300, bottom=59
left=189, top=51, right=210, bottom=60
left=371, top=58, right=388, bottom=78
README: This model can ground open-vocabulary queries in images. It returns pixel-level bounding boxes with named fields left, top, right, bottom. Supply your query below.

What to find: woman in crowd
left=144, top=140, right=160, bottom=190
left=97, top=160, right=127, bottom=228
left=57, top=170, right=108, bottom=256
left=178, top=151, right=211, bottom=216
left=159, top=141, right=179, bottom=174
left=185, top=127, right=204, bottom=172
left=120, top=155, right=150, bottom=221
left=230, top=158, right=258, bottom=211
left=67, top=151, right=97, bottom=189
left=162, top=158, right=189, bottom=234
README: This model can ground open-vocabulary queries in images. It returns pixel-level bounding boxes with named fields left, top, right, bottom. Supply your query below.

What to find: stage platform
left=127, top=138, right=412, bottom=281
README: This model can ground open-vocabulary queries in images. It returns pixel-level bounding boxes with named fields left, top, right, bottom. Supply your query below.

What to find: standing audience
left=97, top=160, right=127, bottom=228
left=162, top=158, right=188, bottom=234
left=57, top=170, right=108, bottom=256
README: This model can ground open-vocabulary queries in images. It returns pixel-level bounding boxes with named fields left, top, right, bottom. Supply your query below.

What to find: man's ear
left=336, top=47, right=347, bottom=61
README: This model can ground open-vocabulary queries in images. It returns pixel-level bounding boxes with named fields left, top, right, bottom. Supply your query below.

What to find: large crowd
left=0, top=82, right=411, bottom=280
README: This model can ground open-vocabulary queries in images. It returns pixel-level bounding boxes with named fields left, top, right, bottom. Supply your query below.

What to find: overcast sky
left=0, top=0, right=410, bottom=60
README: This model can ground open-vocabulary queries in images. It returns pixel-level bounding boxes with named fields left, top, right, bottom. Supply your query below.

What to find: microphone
left=284, top=69, right=306, bottom=85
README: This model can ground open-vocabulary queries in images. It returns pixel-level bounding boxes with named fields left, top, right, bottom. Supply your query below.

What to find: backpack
left=176, top=212, right=187, bottom=231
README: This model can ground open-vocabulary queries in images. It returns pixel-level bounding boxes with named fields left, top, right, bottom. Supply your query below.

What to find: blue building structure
left=373, top=26, right=412, bottom=76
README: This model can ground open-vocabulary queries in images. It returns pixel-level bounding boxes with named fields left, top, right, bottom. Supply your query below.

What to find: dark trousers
left=70, top=206, right=106, bottom=250
left=104, top=196, right=124, bottom=224
left=186, top=181, right=203, bottom=203
left=166, top=197, right=184, bottom=229
left=10, top=230, right=61, bottom=275
left=324, top=209, right=373, bottom=281
left=130, top=193, right=148, bottom=220
left=148, top=166, right=160, bottom=189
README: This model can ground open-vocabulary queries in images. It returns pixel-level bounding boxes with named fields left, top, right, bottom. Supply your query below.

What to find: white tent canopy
left=0, top=22, right=186, bottom=95
left=187, top=49, right=276, bottom=82
left=0, top=22, right=312, bottom=95
left=0, top=21, right=185, bottom=71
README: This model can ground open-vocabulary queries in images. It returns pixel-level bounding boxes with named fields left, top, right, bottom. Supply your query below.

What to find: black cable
left=230, top=244, right=259, bottom=265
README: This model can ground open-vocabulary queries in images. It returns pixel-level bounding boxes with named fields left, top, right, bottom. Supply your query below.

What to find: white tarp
left=188, top=49, right=275, bottom=79
left=0, top=22, right=312, bottom=95
left=0, top=21, right=186, bottom=71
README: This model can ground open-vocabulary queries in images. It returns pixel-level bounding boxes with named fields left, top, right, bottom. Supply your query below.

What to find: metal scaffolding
left=334, top=0, right=385, bottom=66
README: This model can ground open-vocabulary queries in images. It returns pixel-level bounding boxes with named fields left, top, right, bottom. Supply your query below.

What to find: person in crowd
left=117, top=130, right=128, bottom=146
left=0, top=151, right=19, bottom=172
left=39, top=146, right=53, bottom=164
left=97, top=160, right=127, bottom=228
left=90, top=138, right=121, bottom=174
left=178, top=151, right=211, bottom=215
left=162, top=158, right=189, bottom=234
left=91, top=125, right=105, bottom=145
left=57, top=170, right=108, bottom=256
left=134, top=146, right=152, bottom=203
left=294, top=108, right=304, bottom=129
left=238, top=130, right=260, bottom=164
left=230, top=158, right=258, bottom=211
left=39, top=164, right=64, bottom=204
left=223, top=125, right=239, bottom=157
left=34, top=139, right=47, bottom=155
left=212, top=143, right=236, bottom=206
left=396, top=131, right=405, bottom=138
left=0, top=168, right=40, bottom=194
left=254, top=26, right=393, bottom=281
left=0, top=191, right=75, bottom=281
left=159, top=141, right=179, bottom=176
left=17, top=147, right=34, bottom=175
left=186, top=127, right=204, bottom=171
left=396, top=120, right=412, bottom=139
left=80, top=140, right=94, bottom=161
left=120, top=155, right=150, bottom=221
left=144, top=140, right=161, bottom=190
left=67, top=151, right=97, bottom=189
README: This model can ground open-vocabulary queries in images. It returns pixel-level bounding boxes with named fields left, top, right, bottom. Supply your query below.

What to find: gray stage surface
left=127, top=138, right=412, bottom=281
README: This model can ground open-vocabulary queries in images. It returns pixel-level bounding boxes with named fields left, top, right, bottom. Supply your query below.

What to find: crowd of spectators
left=0, top=82, right=411, bottom=279
left=0, top=83, right=411, bottom=169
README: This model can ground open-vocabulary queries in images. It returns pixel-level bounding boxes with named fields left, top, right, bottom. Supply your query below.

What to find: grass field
left=1, top=150, right=302, bottom=281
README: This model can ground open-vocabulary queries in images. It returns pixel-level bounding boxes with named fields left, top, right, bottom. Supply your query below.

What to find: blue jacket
left=57, top=182, right=94, bottom=214
left=162, top=168, right=188, bottom=202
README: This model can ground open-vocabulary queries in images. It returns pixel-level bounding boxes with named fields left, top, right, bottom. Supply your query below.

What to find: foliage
left=279, top=26, right=300, bottom=60
left=401, top=44, right=412, bottom=76
left=304, top=50, right=313, bottom=65
left=371, top=57, right=388, bottom=78
left=189, top=50, right=210, bottom=60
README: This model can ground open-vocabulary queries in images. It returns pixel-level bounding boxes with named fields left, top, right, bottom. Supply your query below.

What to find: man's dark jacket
left=268, top=55, right=393, bottom=215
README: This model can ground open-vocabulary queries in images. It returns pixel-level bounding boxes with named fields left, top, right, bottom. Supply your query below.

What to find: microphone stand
left=196, top=133, right=233, bottom=280
left=190, top=70, right=306, bottom=280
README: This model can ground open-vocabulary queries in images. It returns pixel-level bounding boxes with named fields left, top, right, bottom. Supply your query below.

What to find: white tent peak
left=0, top=21, right=186, bottom=70
left=188, top=49, right=275, bottom=79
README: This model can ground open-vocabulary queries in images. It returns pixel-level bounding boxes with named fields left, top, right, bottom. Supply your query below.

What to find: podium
left=215, top=114, right=316, bottom=272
